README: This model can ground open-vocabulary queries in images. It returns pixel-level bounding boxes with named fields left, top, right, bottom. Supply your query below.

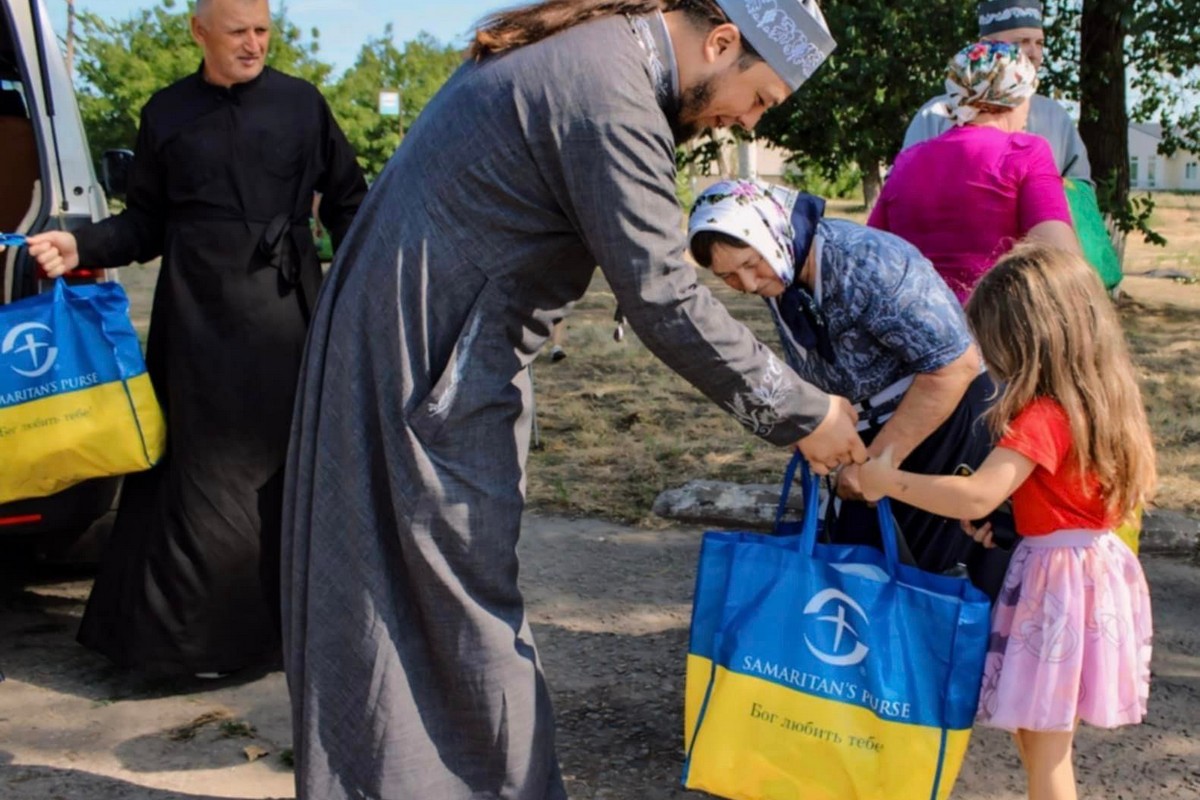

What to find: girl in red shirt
left=861, top=243, right=1156, bottom=800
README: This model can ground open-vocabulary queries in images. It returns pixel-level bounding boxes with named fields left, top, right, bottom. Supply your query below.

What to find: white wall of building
left=1129, top=124, right=1200, bottom=192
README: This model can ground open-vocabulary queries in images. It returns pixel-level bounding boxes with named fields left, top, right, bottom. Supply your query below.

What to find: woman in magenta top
left=869, top=40, right=1077, bottom=302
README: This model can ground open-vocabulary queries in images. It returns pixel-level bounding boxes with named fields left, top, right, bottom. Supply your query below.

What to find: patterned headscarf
left=688, top=180, right=796, bottom=285
left=944, top=39, right=1037, bottom=125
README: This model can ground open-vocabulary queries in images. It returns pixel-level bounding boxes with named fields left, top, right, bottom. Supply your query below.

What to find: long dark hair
left=468, top=0, right=760, bottom=61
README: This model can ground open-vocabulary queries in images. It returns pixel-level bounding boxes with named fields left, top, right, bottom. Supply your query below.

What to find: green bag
left=310, top=218, right=333, bottom=263
left=1064, top=178, right=1122, bottom=290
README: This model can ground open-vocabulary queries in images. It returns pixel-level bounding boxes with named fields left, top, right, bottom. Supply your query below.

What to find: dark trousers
left=830, top=373, right=1015, bottom=600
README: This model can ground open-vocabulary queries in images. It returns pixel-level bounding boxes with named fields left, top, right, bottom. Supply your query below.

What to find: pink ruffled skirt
left=976, top=530, right=1152, bottom=732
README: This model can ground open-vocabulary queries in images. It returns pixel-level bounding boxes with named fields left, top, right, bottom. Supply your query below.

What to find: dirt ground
left=2, top=514, right=1198, bottom=800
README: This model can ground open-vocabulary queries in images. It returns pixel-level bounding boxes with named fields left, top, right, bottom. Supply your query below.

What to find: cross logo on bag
left=2, top=322, right=59, bottom=378
left=803, top=588, right=870, bottom=667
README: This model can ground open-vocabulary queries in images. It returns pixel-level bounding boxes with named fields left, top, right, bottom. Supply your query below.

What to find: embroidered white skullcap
left=714, top=0, right=838, bottom=92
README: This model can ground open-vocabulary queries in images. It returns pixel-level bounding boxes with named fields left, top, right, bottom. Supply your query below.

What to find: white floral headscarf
left=945, top=39, right=1037, bottom=125
left=687, top=180, right=796, bottom=285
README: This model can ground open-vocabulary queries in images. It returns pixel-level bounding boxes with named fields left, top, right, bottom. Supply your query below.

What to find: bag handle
left=774, top=451, right=902, bottom=574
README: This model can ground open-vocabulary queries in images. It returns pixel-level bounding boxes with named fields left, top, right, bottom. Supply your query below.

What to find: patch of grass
left=168, top=710, right=232, bottom=742
left=1118, top=299, right=1200, bottom=515
left=526, top=265, right=804, bottom=525
left=524, top=203, right=1200, bottom=523
left=218, top=720, right=257, bottom=739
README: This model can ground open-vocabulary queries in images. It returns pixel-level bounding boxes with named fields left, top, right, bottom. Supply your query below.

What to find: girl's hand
left=960, top=519, right=996, bottom=549
left=859, top=445, right=895, bottom=503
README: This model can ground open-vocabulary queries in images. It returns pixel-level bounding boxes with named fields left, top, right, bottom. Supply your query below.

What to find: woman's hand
left=961, top=518, right=996, bottom=548
left=858, top=445, right=895, bottom=503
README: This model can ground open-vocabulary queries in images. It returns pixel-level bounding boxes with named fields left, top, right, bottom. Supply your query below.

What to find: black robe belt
left=259, top=214, right=321, bottom=322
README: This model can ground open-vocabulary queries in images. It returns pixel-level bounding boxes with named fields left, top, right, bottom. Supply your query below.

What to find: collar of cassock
left=194, top=62, right=270, bottom=99
left=627, top=12, right=680, bottom=119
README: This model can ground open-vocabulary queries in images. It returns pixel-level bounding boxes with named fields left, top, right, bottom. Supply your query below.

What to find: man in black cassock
left=26, top=0, right=366, bottom=676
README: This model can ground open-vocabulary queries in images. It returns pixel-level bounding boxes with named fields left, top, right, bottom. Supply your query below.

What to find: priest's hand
left=794, top=395, right=867, bottom=476
left=26, top=231, right=81, bottom=278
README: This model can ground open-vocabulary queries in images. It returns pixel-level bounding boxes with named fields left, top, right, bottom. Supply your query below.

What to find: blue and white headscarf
left=687, top=179, right=826, bottom=289
left=688, top=180, right=797, bottom=284
left=688, top=180, right=834, bottom=363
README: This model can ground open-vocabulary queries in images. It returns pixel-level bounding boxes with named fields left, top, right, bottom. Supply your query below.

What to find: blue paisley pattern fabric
left=769, top=218, right=971, bottom=402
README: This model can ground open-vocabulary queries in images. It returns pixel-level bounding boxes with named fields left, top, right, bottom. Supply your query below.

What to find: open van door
left=0, top=0, right=120, bottom=552
left=26, top=0, right=68, bottom=215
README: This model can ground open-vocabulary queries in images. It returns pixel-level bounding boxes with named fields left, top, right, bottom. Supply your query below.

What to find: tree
left=1042, top=0, right=1200, bottom=247
left=74, top=0, right=331, bottom=162
left=328, top=28, right=463, bottom=180
left=754, top=0, right=975, bottom=208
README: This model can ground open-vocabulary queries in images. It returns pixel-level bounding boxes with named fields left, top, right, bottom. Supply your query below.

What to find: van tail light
left=0, top=514, right=42, bottom=526
left=37, top=265, right=103, bottom=281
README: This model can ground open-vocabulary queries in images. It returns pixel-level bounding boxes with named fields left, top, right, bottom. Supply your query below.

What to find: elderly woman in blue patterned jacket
left=688, top=179, right=1012, bottom=596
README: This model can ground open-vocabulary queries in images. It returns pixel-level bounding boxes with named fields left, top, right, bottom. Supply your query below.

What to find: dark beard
left=667, top=74, right=715, bottom=146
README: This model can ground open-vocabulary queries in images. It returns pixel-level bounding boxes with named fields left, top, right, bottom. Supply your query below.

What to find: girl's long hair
left=468, top=0, right=743, bottom=60
left=965, top=243, right=1157, bottom=522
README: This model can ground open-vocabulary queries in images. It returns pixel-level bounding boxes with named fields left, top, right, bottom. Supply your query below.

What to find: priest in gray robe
left=903, top=0, right=1092, bottom=183
left=282, top=1, right=860, bottom=797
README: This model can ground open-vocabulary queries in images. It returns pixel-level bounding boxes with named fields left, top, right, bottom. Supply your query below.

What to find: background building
left=1129, top=123, right=1200, bottom=192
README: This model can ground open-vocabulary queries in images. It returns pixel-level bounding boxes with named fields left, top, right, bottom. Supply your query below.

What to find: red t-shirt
left=997, top=398, right=1115, bottom=536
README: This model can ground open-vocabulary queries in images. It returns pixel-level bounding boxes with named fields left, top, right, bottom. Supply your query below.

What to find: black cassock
left=75, top=66, right=366, bottom=674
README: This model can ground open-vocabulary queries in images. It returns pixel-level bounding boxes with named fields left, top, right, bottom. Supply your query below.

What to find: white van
left=1, top=0, right=125, bottom=548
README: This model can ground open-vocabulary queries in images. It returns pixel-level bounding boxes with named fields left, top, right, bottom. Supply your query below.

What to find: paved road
left=1, top=515, right=1197, bottom=799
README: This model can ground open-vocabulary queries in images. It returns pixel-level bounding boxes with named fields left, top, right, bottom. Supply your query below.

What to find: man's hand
left=795, top=395, right=867, bottom=476
left=26, top=231, right=81, bottom=278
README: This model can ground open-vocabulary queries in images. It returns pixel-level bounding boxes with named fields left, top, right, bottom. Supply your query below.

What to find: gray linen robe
left=283, top=14, right=828, bottom=799
left=903, top=93, right=1092, bottom=183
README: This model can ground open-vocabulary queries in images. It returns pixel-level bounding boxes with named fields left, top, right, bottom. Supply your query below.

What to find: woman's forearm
left=869, top=348, right=979, bottom=464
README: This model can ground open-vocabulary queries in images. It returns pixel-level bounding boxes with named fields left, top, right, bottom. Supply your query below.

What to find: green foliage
left=782, top=159, right=863, bottom=200
left=1041, top=0, right=1200, bottom=248
left=74, top=1, right=196, bottom=159
left=754, top=0, right=976, bottom=197
left=674, top=160, right=695, bottom=210
left=328, top=28, right=463, bottom=180
left=74, top=0, right=333, bottom=162
left=74, top=0, right=462, bottom=184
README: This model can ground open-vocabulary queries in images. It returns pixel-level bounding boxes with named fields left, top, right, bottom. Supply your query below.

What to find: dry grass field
left=523, top=194, right=1200, bottom=522
left=1119, top=193, right=1200, bottom=516
left=116, top=193, right=1199, bottom=522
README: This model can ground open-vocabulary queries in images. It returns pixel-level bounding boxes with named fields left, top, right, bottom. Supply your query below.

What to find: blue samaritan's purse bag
left=0, top=279, right=165, bottom=503
left=683, top=453, right=991, bottom=800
